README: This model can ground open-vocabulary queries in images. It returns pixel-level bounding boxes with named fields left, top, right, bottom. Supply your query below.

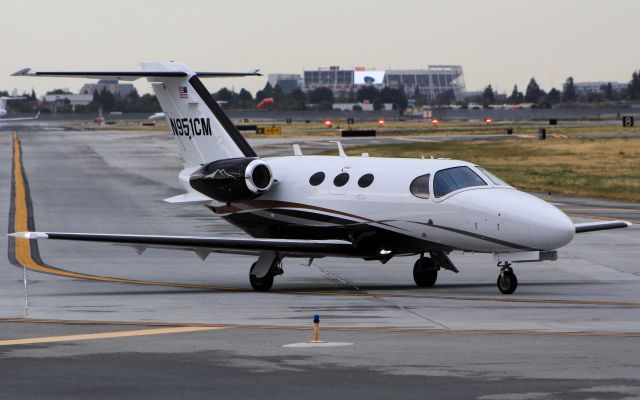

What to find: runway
left=1, top=128, right=639, bottom=399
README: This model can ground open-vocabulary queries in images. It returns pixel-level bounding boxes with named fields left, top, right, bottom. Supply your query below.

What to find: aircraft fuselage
left=210, top=155, right=575, bottom=256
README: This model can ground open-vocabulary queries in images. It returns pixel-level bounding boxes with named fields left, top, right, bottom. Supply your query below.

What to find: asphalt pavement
left=1, top=127, right=639, bottom=399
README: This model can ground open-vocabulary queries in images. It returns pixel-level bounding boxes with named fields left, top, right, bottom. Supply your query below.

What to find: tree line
left=214, top=83, right=408, bottom=111
left=4, top=68, right=640, bottom=113
left=478, top=74, right=637, bottom=108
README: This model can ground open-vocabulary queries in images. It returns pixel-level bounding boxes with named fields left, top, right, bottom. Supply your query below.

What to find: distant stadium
left=270, top=65, right=465, bottom=101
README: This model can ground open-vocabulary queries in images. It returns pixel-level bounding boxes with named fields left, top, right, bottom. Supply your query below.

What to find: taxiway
left=1, top=128, right=639, bottom=399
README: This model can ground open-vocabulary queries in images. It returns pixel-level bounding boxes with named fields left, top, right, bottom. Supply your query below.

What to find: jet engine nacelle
left=189, top=157, right=274, bottom=202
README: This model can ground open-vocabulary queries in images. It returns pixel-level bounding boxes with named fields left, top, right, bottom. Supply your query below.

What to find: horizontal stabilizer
left=12, top=68, right=261, bottom=81
left=163, top=192, right=211, bottom=204
left=574, top=220, right=632, bottom=233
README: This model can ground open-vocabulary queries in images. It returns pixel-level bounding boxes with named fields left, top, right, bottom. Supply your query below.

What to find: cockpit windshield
left=433, top=166, right=487, bottom=198
left=476, top=166, right=510, bottom=186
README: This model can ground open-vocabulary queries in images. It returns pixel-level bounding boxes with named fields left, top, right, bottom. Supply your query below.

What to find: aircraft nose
left=528, top=204, right=575, bottom=250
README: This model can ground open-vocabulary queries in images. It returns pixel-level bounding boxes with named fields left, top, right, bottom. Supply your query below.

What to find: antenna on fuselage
left=329, top=141, right=346, bottom=157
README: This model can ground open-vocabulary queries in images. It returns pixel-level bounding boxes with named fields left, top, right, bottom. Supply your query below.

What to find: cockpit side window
left=433, top=166, right=487, bottom=198
left=476, top=166, right=510, bottom=186
left=410, top=174, right=430, bottom=199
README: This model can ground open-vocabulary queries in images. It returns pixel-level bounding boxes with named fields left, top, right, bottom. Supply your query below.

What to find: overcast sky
left=1, top=0, right=638, bottom=96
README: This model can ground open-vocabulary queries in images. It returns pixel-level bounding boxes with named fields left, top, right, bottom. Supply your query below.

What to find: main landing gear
left=249, top=259, right=283, bottom=292
left=413, top=256, right=438, bottom=287
left=497, top=262, right=518, bottom=295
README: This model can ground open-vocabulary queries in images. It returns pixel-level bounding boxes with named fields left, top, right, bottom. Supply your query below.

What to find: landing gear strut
left=497, top=262, right=518, bottom=295
left=413, top=255, right=438, bottom=288
left=249, top=260, right=283, bottom=292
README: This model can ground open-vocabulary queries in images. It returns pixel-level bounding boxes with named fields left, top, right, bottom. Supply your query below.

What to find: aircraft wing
left=148, top=112, right=165, bottom=120
left=0, top=111, right=40, bottom=122
left=574, top=221, right=632, bottom=233
left=9, top=232, right=361, bottom=258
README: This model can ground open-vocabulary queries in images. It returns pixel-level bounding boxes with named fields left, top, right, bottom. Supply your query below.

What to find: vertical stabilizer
left=142, top=62, right=257, bottom=166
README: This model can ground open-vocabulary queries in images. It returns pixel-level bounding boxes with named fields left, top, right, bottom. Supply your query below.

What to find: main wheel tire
left=249, top=262, right=274, bottom=292
left=497, top=270, right=518, bottom=295
left=413, top=257, right=438, bottom=288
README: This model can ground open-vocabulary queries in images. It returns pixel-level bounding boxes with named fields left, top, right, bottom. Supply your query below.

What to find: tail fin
left=12, top=62, right=261, bottom=166
left=142, top=62, right=257, bottom=165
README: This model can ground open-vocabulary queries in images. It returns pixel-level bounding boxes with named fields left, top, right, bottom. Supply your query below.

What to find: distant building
left=79, top=79, right=136, bottom=96
left=574, top=81, right=626, bottom=95
left=302, top=65, right=466, bottom=101
left=303, top=66, right=354, bottom=94
left=384, top=66, right=466, bottom=101
left=41, top=94, right=93, bottom=112
left=267, top=74, right=302, bottom=94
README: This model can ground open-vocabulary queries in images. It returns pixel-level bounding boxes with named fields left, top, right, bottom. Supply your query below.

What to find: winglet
left=9, top=232, right=49, bottom=239
left=11, top=67, right=32, bottom=77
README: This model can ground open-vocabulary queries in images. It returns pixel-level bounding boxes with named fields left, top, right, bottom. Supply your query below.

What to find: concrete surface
left=1, top=127, right=639, bottom=399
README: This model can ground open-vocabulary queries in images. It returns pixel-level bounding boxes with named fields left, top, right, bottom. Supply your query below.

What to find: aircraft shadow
left=48, top=279, right=606, bottom=297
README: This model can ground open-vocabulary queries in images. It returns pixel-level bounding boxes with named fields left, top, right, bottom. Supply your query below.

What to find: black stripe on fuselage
left=223, top=210, right=452, bottom=254
left=188, top=76, right=257, bottom=157
left=410, top=221, right=535, bottom=251
left=267, top=209, right=361, bottom=226
left=223, top=206, right=534, bottom=252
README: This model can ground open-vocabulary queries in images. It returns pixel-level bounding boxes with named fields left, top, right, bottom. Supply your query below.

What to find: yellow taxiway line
left=10, top=132, right=249, bottom=291
left=0, top=326, right=225, bottom=347
left=2, top=318, right=640, bottom=338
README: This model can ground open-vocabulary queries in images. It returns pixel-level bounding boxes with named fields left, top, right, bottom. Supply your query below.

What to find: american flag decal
left=178, top=86, right=188, bottom=99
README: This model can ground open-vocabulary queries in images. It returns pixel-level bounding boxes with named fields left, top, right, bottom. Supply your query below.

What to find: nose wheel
left=497, top=263, right=518, bottom=295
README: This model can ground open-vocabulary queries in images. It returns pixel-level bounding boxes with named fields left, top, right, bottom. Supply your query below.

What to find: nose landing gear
left=497, top=262, right=518, bottom=295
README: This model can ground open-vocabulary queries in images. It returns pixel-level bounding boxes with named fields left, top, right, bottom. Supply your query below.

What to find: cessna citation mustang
left=11, top=62, right=632, bottom=294
left=0, top=96, right=39, bottom=121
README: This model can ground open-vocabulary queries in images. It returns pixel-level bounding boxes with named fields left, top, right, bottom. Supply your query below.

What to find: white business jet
left=0, top=96, right=39, bottom=121
left=10, top=62, right=631, bottom=294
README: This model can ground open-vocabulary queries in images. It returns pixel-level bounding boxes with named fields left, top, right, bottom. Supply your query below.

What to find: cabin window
left=309, top=172, right=325, bottom=186
left=358, top=173, right=374, bottom=188
left=333, top=172, right=350, bottom=187
left=434, top=166, right=487, bottom=198
left=410, top=174, right=430, bottom=199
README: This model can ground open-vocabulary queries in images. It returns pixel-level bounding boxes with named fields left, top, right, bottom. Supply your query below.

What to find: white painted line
left=282, top=342, right=354, bottom=348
